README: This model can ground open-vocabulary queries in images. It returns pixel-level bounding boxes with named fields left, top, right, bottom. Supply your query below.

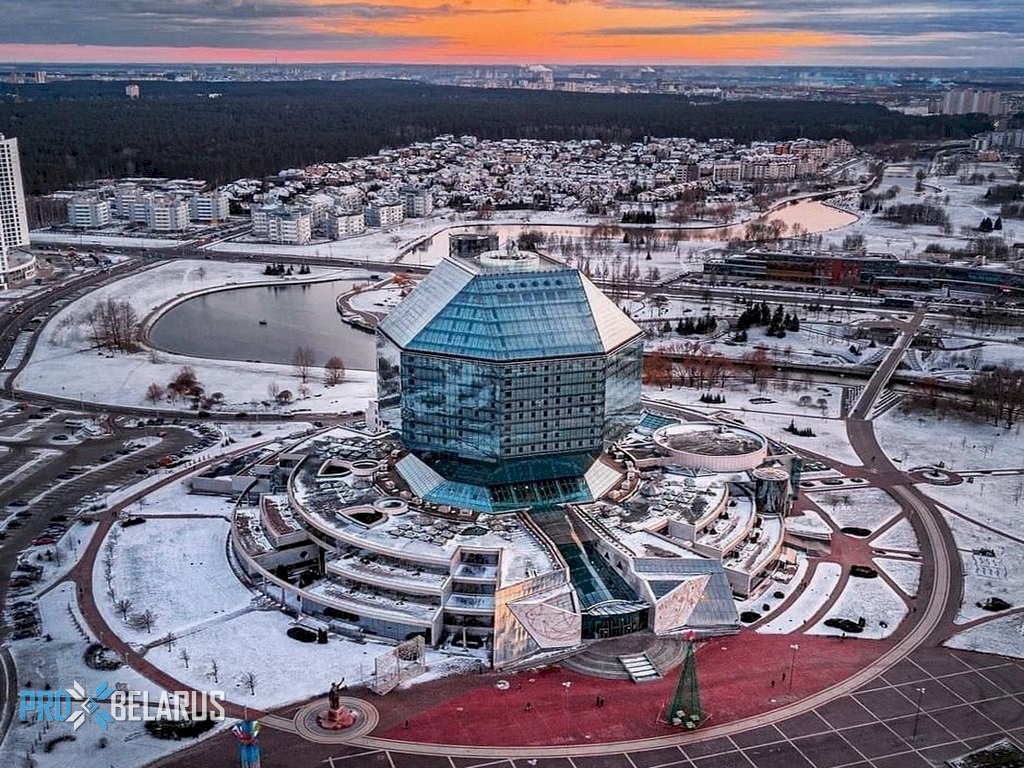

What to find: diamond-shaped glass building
left=377, top=245, right=644, bottom=511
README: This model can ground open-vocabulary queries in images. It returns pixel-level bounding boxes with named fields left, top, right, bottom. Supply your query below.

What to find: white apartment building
left=0, top=134, right=31, bottom=288
left=266, top=208, right=312, bottom=244
left=364, top=201, right=405, bottom=228
left=327, top=210, right=367, bottom=239
left=113, top=183, right=141, bottom=219
left=402, top=187, right=433, bottom=218
left=67, top=194, right=112, bottom=228
left=189, top=191, right=230, bottom=223
left=145, top=195, right=190, bottom=231
left=712, top=162, right=742, bottom=183
left=251, top=203, right=279, bottom=237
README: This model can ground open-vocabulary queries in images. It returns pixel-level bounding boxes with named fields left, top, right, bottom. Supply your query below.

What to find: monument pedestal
left=317, top=705, right=357, bottom=730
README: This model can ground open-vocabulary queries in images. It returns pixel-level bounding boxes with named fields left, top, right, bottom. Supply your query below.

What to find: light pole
left=911, top=686, right=926, bottom=743
left=788, top=643, right=799, bottom=692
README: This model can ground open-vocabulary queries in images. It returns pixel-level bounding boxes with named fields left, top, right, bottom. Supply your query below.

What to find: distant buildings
left=189, top=191, right=230, bottom=223
left=0, top=134, right=34, bottom=288
left=66, top=193, right=112, bottom=228
left=59, top=181, right=230, bottom=232
left=937, top=89, right=1005, bottom=116
left=364, top=201, right=405, bottom=229
left=253, top=204, right=312, bottom=244
left=327, top=210, right=366, bottom=238
left=401, top=187, right=433, bottom=218
left=144, top=195, right=190, bottom=231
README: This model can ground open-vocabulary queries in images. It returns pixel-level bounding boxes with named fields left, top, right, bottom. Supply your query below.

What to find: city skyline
left=0, top=0, right=1020, bottom=67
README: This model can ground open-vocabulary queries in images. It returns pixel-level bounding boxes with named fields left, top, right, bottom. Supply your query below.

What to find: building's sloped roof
left=378, top=258, right=475, bottom=348
left=635, top=558, right=740, bottom=628
left=378, top=257, right=642, bottom=361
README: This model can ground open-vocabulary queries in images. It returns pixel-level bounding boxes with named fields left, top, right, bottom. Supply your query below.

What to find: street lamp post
left=788, top=643, right=799, bottom=692
left=911, top=686, right=926, bottom=742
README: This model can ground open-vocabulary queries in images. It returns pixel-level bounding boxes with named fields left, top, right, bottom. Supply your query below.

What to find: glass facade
left=378, top=252, right=644, bottom=509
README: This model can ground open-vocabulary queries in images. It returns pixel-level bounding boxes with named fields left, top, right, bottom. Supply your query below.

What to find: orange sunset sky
left=0, top=0, right=1019, bottom=66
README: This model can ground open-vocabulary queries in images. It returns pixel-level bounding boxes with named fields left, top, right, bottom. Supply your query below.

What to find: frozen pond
left=148, top=279, right=378, bottom=370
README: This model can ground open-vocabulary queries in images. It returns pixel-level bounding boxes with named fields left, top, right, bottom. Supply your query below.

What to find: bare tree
left=324, top=356, right=346, bottom=386
left=114, top=598, right=133, bottom=621
left=292, top=346, right=316, bottom=383
left=297, top=383, right=311, bottom=399
left=145, top=383, right=165, bottom=404
left=179, top=648, right=190, bottom=669
left=240, top=671, right=258, bottom=695
left=132, top=609, right=157, bottom=634
left=209, top=659, right=219, bottom=684
left=267, top=380, right=280, bottom=400
left=86, top=298, right=141, bottom=353
left=275, top=389, right=294, bottom=405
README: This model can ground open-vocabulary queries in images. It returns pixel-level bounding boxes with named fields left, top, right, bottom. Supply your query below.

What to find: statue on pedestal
left=317, top=679, right=357, bottom=730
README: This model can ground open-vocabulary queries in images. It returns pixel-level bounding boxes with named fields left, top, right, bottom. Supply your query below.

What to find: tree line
left=0, top=79, right=992, bottom=194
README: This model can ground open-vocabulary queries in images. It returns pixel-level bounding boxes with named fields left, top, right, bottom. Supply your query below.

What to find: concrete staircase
left=563, top=633, right=683, bottom=680
left=618, top=653, right=661, bottom=683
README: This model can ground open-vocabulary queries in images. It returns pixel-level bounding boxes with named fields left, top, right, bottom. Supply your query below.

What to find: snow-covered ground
left=942, top=513, right=1024, bottom=625
left=30, top=231, right=189, bottom=249
left=17, top=259, right=376, bottom=412
left=117, top=476, right=238, bottom=518
left=809, top=575, right=906, bottom=639
left=94, top=518, right=255, bottom=642
left=874, top=557, right=921, bottom=598
left=785, top=508, right=833, bottom=539
left=643, top=382, right=861, bottom=466
left=820, top=160, right=1021, bottom=257
left=758, top=562, right=842, bottom=635
left=875, top=407, right=1024, bottom=471
left=737, top=556, right=810, bottom=621
left=0, top=584, right=192, bottom=768
left=871, top=519, right=919, bottom=554
left=921, top=476, right=1024, bottom=540
left=812, top=487, right=902, bottom=531
left=142, top=608, right=469, bottom=710
left=944, top=613, right=1024, bottom=660
left=17, top=520, right=99, bottom=597
left=737, top=410, right=861, bottom=467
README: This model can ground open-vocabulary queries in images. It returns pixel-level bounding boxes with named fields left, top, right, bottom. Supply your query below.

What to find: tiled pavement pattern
left=319, top=649, right=1024, bottom=768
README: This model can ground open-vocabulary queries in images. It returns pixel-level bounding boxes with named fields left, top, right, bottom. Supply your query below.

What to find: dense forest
left=0, top=79, right=992, bottom=194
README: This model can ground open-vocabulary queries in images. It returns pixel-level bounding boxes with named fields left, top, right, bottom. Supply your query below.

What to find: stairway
left=618, top=653, right=661, bottom=683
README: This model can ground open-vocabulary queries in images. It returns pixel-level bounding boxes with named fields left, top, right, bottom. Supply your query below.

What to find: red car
left=31, top=536, right=56, bottom=546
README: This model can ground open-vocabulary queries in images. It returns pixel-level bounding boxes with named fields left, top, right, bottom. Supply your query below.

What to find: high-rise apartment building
left=0, top=134, right=31, bottom=287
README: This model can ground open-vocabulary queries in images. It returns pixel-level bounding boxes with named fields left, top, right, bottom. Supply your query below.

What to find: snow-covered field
left=94, top=518, right=255, bottom=641
left=738, top=557, right=810, bottom=620
left=117, top=476, right=238, bottom=518
left=874, top=557, right=921, bottom=598
left=921, top=476, right=1024, bottom=540
left=17, top=259, right=376, bottom=412
left=758, top=562, right=841, bottom=635
left=738, top=410, right=861, bottom=467
left=809, top=575, right=907, bottom=640
left=785, top=508, right=833, bottom=539
left=944, top=613, right=1024, bottom=660
left=0, top=584, right=191, bottom=768
left=812, top=487, right=902, bottom=531
left=643, top=382, right=861, bottom=466
left=871, top=518, right=919, bottom=553
left=942, top=513, right=1024, bottom=625
left=875, top=407, right=1024, bottom=471
left=142, top=608, right=466, bottom=710
left=30, top=231, right=189, bottom=249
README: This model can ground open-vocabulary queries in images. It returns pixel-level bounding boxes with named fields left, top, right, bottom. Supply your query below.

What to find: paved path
left=850, top=307, right=927, bottom=420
